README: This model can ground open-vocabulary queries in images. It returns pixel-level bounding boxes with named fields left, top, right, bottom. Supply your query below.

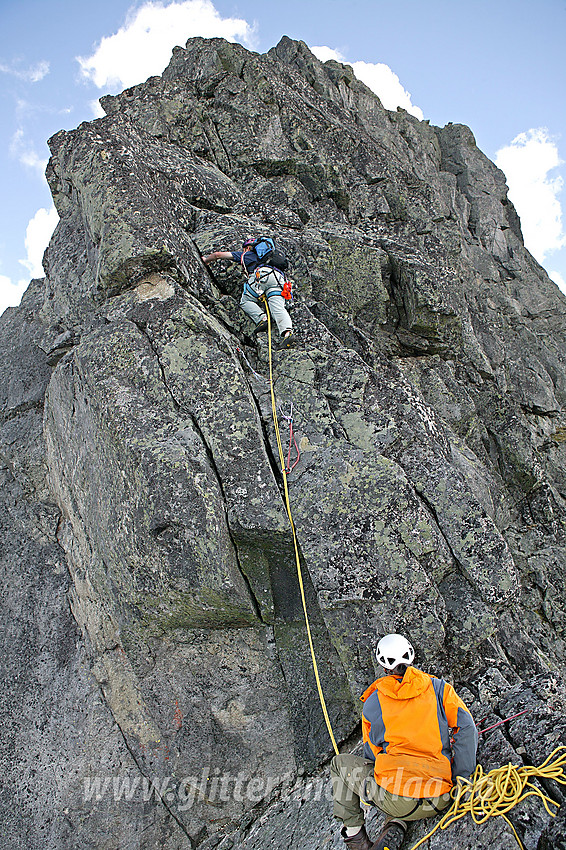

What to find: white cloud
left=18, top=148, right=48, bottom=174
left=77, top=0, right=256, bottom=92
left=311, top=46, right=344, bottom=64
left=1, top=205, right=59, bottom=316
left=0, top=274, right=29, bottom=316
left=26, top=60, right=50, bottom=83
left=0, top=59, right=50, bottom=83
left=10, top=128, right=48, bottom=177
left=312, top=46, right=424, bottom=120
left=90, top=98, right=106, bottom=119
left=495, top=128, right=566, bottom=263
left=550, top=270, right=566, bottom=296
left=19, top=206, right=59, bottom=279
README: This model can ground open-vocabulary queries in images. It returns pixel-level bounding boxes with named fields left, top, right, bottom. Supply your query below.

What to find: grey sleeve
left=452, top=706, right=478, bottom=781
left=362, top=694, right=385, bottom=763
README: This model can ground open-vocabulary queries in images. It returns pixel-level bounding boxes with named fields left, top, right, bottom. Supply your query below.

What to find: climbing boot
left=341, top=825, right=372, bottom=850
left=253, top=319, right=268, bottom=334
left=277, top=329, right=294, bottom=349
left=370, top=818, right=406, bottom=850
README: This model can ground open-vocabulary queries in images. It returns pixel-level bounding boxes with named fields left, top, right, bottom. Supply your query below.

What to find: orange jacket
left=360, top=666, right=477, bottom=799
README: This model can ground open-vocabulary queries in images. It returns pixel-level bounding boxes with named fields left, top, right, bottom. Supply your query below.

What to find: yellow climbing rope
left=264, top=304, right=339, bottom=756
left=409, top=745, right=566, bottom=850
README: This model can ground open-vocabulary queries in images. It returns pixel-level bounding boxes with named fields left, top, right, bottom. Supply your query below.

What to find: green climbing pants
left=330, top=754, right=451, bottom=829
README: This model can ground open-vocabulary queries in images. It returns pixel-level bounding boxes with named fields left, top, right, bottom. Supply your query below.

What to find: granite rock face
left=1, top=36, right=566, bottom=850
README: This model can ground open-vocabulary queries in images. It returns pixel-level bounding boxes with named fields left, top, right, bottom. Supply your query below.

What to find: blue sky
left=1, top=0, right=565, bottom=315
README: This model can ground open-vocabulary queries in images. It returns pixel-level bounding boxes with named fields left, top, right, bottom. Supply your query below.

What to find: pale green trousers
left=330, top=754, right=451, bottom=829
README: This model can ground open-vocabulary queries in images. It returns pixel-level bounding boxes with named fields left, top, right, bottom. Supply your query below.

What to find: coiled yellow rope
left=264, top=305, right=339, bottom=755
left=409, top=746, right=566, bottom=849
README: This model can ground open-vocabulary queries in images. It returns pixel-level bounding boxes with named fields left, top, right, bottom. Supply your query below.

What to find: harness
left=242, top=260, right=287, bottom=301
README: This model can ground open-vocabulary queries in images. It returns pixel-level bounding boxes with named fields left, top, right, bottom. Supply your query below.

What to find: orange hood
left=360, top=666, right=433, bottom=702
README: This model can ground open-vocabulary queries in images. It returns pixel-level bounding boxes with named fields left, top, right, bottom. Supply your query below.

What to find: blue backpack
left=252, top=236, right=275, bottom=259
left=250, top=236, right=289, bottom=272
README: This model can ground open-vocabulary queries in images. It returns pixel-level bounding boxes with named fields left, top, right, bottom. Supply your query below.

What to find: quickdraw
left=278, top=402, right=301, bottom=473
left=234, top=351, right=300, bottom=474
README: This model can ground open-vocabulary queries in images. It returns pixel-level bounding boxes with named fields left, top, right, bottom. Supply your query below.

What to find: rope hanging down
left=264, top=303, right=339, bottom=756
left=409, top=746, right=566, bottom=850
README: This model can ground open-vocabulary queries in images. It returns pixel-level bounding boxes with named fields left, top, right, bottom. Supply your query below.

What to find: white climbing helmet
left=376, top=634, right=415, bottom=670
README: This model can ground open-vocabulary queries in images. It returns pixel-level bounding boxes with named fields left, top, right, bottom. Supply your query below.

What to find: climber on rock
left=331, top=633, right=478, bottom=850
left=202, top=236, right=294, bottom=348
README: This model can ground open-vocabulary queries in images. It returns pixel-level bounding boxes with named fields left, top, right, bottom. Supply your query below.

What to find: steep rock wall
left=1, top=36, right=565, bottom=850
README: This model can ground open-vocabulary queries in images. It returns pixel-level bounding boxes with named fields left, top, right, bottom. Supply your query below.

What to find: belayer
left=331, top=634, right=478, bottom=850
left=202, top=235, right=294, bottom=348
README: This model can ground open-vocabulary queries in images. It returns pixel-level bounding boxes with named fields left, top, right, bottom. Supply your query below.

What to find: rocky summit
left=1, top=35, right=566, bottom=850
